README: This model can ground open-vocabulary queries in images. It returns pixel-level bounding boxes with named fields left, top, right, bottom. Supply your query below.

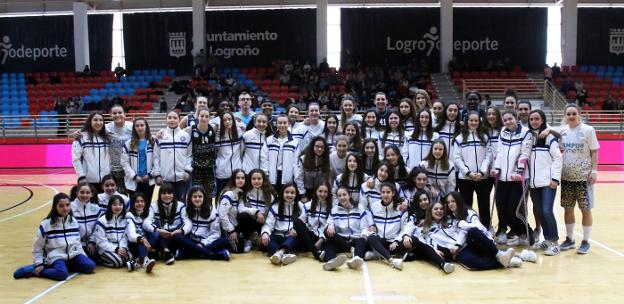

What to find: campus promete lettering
left=206, top=30, right=279, bottom=42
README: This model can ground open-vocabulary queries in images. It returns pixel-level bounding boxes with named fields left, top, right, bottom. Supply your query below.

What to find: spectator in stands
left=576, top=88, right=588, bottom=106
left=483, top=94, right=492, bottom=109
left=54, top=98, right=68, bottom=137
left=112, top=94, right=124, bottom=108
left=544, top=64, right=553, bottom=83
left=100, top=95, right=112, bottom=112
left=561, top=76, right=575, bottom=94
left=618, top=99, right=624, bottom=110
left=194, top=49, right=207, bottom=76
left=552, top=63, right=561, bottom=79
left=114, top=63, right=126, bottom=79
left=603, top=97, right=615, bottom=111
left=448, top=57, right=458, bottom=74
left=82, top=65, right=92, bottom=77
left=319, top=58, right=330, bottom=73
left=160, top=97, right=167, bottom=113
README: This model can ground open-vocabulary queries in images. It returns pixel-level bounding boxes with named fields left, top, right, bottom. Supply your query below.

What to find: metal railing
left=1, top=110, right=623, bottom=139
left=462, top=78, right=544, bottom=101
left=543, top=79, right=568, bottom=110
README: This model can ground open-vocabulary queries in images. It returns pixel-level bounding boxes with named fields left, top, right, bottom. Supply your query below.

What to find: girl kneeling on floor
left=14, top=193, right=96, bottom=281
left=176, top=185, right=230, bottom=261
left=261, top=183, right=301, bottom=266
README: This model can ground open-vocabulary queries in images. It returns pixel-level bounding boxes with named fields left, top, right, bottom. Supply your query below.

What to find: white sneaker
left=281, top=253, right=297, bottom=265
left=143, top=258, right=156, bottom=273
left=322, top=254, right=347, bottom=271
left=270, top=251, right=283, bottom=265
left=544, top=242, right=560, bottom=256
left=496, top=232, right=508, bottom=245
left=496, top=248, right=514, bottom=268
left=347, top=256, right=364, bottom=270
left=519, top=249, right=537, bottom=263
left=443, top=263, right=455, bottom=274
left=507, top=236, right=529, bottom=247
left=531, top=241, right=549, bottom=251
left=509, top=256, right=523, bottom=268
left=243, top=240, right=252, bottom=253
left=364, top=251, right=380, bottom=261
left=389, top=258, right=403, bottom=271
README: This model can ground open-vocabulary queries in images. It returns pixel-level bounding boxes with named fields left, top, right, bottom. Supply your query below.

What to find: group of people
left=13, top=89, right=599, bottom=281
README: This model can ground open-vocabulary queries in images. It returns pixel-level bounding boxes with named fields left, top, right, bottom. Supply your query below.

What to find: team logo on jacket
left=610, top=29, right=624, bottom=55
left=180, top=135, right=186, bottom=141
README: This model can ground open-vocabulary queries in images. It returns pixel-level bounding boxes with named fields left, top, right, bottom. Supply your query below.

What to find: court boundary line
left=23, top=273, right=78, bottom=304
left=0, top=179, right=59, bottom=223
left=361, top=262, right=375, bottom=304
left=0, top=186, right=33, bottom=212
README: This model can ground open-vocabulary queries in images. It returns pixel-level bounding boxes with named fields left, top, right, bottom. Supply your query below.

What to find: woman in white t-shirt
left=558, top=104, right=600, bottom=255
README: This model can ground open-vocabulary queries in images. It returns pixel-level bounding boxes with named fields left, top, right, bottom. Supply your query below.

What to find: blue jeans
left=173, top=235, right=229, bottom=259
left=267, top=234, right=297, bottom=256
left=530, top=186, right=559, bottom=241
left=40, top=254, right=96, bottom=281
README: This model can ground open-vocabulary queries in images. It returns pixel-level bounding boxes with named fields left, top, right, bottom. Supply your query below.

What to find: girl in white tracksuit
left=434, top=102, right=461, bottom=158
left=143, top=183, right=191, bottom=265
left=396, top=200, right=455, bottom=273
left=365, top=182, right=408, bottom=270
left=420, top=139, right=456, bottom=201
left=359, top=162, right=401, bottom=210
left=399, top=98, right=417, bottom=132
left=121, top=117, right=155, bottom=203
left=126, top=193, right=156, bottom=273
left=323, top=115, right=339, bottom=152
left=403, top=109, right=439, bottom=169
left=214, top=112, right=243, bottom=197
left=95, top=195, right=132, bottom=268
left=444, top=192, right=518, bottom=270
left=261, top=183, right=302, bottom=266
left=362, top=138, right=382, bottom=177
left=13, top=193, right=96, bottom=281
left=324, top=187, right=372, bottom=270
left=333, top=153, right=369, bottom=203
left=176, top=185, right=230, bottom=260
left=293, top=182, right=332, bottom=262
left=453, top=111, right=493, bottom=228
left=97, top=174, right=130, bottom=214
left=492, top=110, right=533, bottom=244
left=361, top=110, right=383, bottom=140
left=265, top=115, right=300, bottom=194
left=72, top=112, right=111, bottom=191
left=219, top=169, right=258, bottom=253
left=242, top=113, right=270, bottom=174
left=527, top=110, right=562, bottom=255
left=378, top=111, right=407, bottom=157
left=400, top=167, right=434, bottom=204
left=71, top=182, right=101, bottom=260
left=153, top=111, right=192, bottom=202
left=383, top=145, right=411, bottom=189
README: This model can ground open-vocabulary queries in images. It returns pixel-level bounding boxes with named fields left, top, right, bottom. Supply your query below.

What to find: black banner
left=454, top=8, right=547, bottom=72
left=88, top=14, right=114, bottom=72
left=204, top=9, right=316, bottom=66
left=578, top=8, right=624, bottom=66
left=341, top=8, right=441, bottom=69
left=122, top=12, right=193, bottom=74
left=0, top=16, right=74, bottom=72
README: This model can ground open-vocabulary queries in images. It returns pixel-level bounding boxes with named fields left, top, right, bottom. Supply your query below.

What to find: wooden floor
left=1, top=169, right=624, bottom=303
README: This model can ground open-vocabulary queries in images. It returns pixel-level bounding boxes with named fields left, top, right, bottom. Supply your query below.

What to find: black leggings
left=293, top=218, right=323, bottom=258
left=495, top=180, right=530, bottom=236
left=324, top=233, right=366, bottom=262
left=397, top=237, right=447, bottom=270
left=457, top=178, right=493, bottom=228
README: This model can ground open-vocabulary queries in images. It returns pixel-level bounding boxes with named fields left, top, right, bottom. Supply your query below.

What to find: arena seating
left=558, top=65, right=624, bottom=111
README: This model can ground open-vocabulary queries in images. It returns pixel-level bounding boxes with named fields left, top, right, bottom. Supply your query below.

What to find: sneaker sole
left=443, top=263, right=455, bottom=274
left=347, top=259, right=363, bottom=270
left=281, top=255, right=297, bottom=265
left=560, top=244, right=576, bottom=251
left=270, top=255, right=281, bottom=265
left=145, top=260, right=155, bottom=273
left=577, top=247, right=591, bottom=255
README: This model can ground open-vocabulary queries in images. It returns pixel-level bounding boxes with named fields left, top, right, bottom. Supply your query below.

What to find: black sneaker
left=164, top=252, right=175, bottom=265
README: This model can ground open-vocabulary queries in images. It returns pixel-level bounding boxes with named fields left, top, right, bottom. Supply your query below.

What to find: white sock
left=566, top=224, right=575, bottom=239
left=582, top=226, right=592, bottom=241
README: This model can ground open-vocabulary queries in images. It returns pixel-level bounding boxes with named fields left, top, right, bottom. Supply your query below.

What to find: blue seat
left=167, top=69, right=175, bottom=76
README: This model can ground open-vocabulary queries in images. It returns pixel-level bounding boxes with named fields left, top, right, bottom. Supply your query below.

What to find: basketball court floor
left=1, top=168, right=623, bottom=303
